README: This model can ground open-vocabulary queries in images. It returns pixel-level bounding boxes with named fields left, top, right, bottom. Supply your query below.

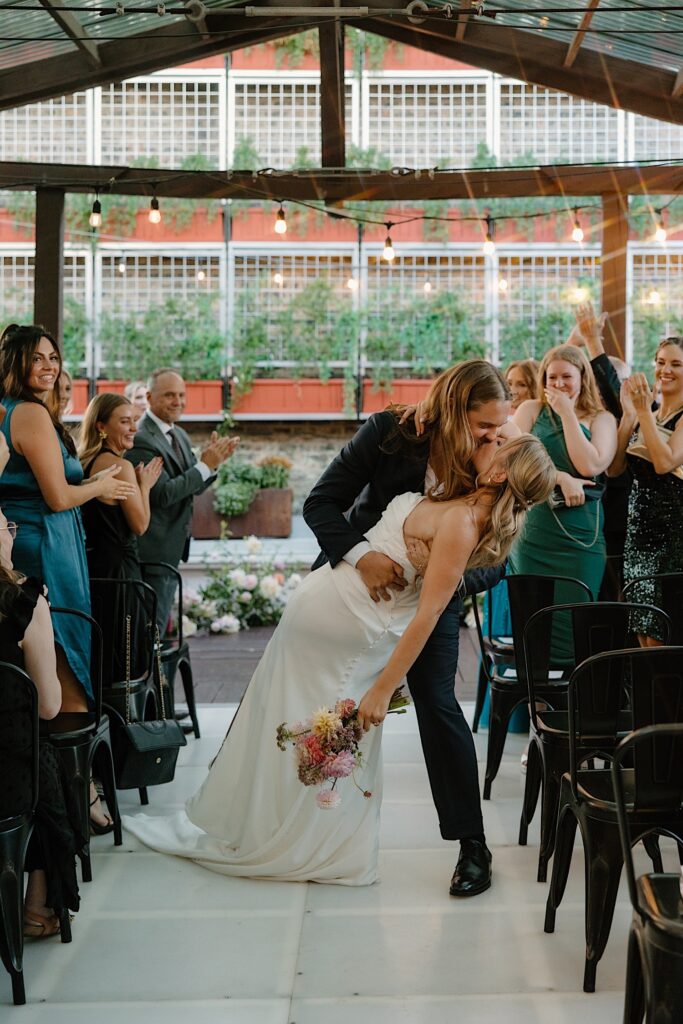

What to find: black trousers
left=406, top=595, right=483, bottom=841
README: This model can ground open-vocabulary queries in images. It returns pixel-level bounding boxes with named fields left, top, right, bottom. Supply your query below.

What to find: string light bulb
left=346, top=276, right=358, bottom=291
left=654, top=210, right=667, bottom=244
left=647, top=288, right=662, bottom=306
left=482, top=217, right=495, bottom=256
left=274, top=204, right=287, bottom=235
left=148, top=196, right=161, bottom=224
left=423, top=278, right=432, bottom=294
left=196, top=269, right=206, bottom=282
left=89, top=192, right=102, bottom=229
left=118, top=260, right=126, bottom=275
left=498, top=277, right=508, bottom=293
left=382, top=224, right=395, bottom=262
left=272, top=271, right=284, bottom=287
left=571, top=208, right=584, bottom=243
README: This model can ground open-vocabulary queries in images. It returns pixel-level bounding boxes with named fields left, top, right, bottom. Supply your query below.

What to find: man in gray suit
left=127, top=368, right=238, bottom=634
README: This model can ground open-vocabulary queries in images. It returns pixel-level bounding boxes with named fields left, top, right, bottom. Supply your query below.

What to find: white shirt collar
left=146, top=408, right=174, bottom=438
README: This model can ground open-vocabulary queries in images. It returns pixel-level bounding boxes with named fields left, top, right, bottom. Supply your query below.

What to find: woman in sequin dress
left=609, top=337, right=683, bottom=645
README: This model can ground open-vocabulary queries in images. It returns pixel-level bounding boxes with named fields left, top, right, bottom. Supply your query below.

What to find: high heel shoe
left=89, top=784, right=114, bottom=836
left=23, top=911, right=61, bottom=938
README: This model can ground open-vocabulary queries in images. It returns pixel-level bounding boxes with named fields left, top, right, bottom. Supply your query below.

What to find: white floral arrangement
left=181, top=538, right=304, bottom=635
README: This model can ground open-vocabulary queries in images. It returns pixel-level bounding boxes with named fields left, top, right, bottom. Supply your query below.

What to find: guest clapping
left=608, top=337, right=683, bottom=645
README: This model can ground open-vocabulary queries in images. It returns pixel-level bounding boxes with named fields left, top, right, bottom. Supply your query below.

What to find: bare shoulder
left=513, top=399, right=542, bottom=430
left=92, top=451, right=135, bottom=476
left=589, top=409, right=616, bottom=430
left=435, top=502, right=480, bottom=544
left=13, top=401, right=51, bottom=428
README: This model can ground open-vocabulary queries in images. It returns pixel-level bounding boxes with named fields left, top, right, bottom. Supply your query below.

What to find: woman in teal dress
left=0, top=325, right=136, bottom=713
left=510, top=344, right=617, bottom=662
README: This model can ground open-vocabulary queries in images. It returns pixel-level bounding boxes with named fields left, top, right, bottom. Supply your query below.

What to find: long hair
left=466, top=434, right=556, bottom=569
left=390, top=360, right=511, bottom=501
left=78, top=393, right=132, bottom=469
left=505, top=359, right=539, bottom=402
left=0, top=323, right=75, bottom=454
left=537, top=344, right=604, bottom=419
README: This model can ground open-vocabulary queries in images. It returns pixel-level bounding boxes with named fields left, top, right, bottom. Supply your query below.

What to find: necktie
left=167, top=428, right=187, bottom=469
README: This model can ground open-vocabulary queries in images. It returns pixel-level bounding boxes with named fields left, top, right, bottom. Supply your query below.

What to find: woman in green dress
left=510, top=344, right=617, bottom=662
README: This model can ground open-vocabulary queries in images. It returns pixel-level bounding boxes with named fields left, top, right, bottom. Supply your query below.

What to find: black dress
left=82, top=454, right=151, bottom=685
left=624, top=408, right=683, bottom=640
left=0, top=578, right=81, bottom=912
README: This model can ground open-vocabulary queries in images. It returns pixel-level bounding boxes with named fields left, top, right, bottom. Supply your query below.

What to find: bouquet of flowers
left=276, top=688, right=411, bottom=809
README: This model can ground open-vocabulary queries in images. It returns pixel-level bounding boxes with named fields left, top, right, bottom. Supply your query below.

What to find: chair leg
left=642, top=833, right=663, bottom=874
left=58, top=907, right=72, bottom=944
left=10, top=968, right=25, bottom=1006
left=0, top=820, right=31, bottom=1005
left=471, top=662, right=489, bottom=734
left=581, top=818, right=625, bottom=993
left=179, top=657, right=200, bottom=739
left=55, top=742, right=92, bottom=883
left=544, top=804, right=577, bottom=934
left=537, top=747, right=565, bottom=883
left=518, top=738, right=542, bottom=847
left=483, top=685, right=524, bottom=799
left=139, top=787, right=149, bottom=806
left=622, top=922, right=645, bottom=1024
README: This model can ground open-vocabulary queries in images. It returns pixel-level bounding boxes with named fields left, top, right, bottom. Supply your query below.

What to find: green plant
left=213, top=460, right=263, bottom=517
left=258, top=455, right=292, bottom=489
left=62, top=297, right=88, bottom=372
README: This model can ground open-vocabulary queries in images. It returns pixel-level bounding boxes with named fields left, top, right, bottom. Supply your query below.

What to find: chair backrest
left=523, top=602, right=671, bottom=730
left=623, top=572, right=683, bottom=644
left=507, top=574, right=592, bottom=688
left=89, top=577, right=158, bottom=687
left=0, top=661, right=39, bottom=818
left=568, top=646, right=683, bottom=799
left=140, top=561, right=184, bottom=646
left=50, top=608, right=104, bottom=726
left=612, top=724, right=683, bottom=913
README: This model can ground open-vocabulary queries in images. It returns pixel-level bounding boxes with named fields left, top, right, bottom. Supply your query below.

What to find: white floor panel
left=5, top=702, right=631, bottom=1022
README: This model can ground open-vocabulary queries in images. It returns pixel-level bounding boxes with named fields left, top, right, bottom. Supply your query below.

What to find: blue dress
left=0, top=397, right=93, bottom=705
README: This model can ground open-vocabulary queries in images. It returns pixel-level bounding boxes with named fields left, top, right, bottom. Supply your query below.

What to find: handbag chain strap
left=549, top=500, right=601, bottom=550
left=125, top=613, right=132, bottom=726
left=155, top=625, right=168, bottom=722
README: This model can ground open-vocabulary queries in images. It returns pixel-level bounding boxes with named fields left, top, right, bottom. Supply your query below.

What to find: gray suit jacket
left=125, top=413, right=213, bottom=567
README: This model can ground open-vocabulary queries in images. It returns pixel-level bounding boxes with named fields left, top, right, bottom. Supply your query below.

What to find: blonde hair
left=537, top=344, right=604, bottom=419
left=78, top=392, right=132, bottom=469
left=466, top=434, right=556, bottom=569
left=391, top=360, right=510, bottom=502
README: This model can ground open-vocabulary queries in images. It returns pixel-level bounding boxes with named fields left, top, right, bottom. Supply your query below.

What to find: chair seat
left=0, top=811, right=32, bottom=834
left=572, top=769, right=683, bottom=829
left=41, top=711, right=107, bottom=744
left=536, top=707, right=632, bottom=739
left=637, top=874, right=683, bottom=935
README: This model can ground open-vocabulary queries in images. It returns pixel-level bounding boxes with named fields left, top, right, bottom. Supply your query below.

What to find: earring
left=98, top=430, right=107, bottom=441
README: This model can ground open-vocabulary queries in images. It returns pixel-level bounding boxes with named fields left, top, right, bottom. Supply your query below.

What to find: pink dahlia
left=335, top=698, right=357, bottom=719
left=323, top=750, right=356, bottom=779
left=316, top=789, right=341, bottom=809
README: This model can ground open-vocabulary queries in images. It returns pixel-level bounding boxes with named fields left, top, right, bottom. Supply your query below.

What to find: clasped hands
left=200, top=432, right=240, bottom=471
left=620, top=373, right=653, bottom=417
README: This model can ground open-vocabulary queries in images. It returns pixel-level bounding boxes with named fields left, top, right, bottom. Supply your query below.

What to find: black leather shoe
left=449, top=839, right=492, bottom=897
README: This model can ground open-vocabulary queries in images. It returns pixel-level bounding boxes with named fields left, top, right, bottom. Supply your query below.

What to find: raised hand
left=200, top=432, right=240, bottom=471
left=626, top=373, right=653, bottom=415
left=619, top=379, right=637, bottom=421
left=135, top=456, right=163, bottom=491
left=356, top=551, right=407, bottom=603
left=398, top=400, right=428, bottom=437
left=544, top=385, right=575, bottom=418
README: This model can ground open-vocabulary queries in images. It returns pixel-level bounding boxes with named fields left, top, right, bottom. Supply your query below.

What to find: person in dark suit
left=303, top=360, right=514, bottom=897
left=126, top=369, right=238, bottom=634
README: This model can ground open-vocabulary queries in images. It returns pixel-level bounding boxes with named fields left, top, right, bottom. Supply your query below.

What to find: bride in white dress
left=124, top=434, right=555, bottom=884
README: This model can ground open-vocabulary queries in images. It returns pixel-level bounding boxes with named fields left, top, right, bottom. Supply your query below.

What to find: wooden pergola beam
left=37, top=0, right=101, bottom=70
left=601, top=191, right=629, bottom=358
left=355, top=12, right=683, bottom=125
left=564, top=0, right=602, bottom=70
left=673, top=68, right=683, bottom=100
left=2, top=159, right=683, bottom=203
left=318, top=7, right=346, bottom=168
left=456, top=0, right=471, bottom=44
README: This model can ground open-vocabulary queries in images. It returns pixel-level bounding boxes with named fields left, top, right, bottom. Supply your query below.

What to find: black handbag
left=113, top=617, right=187, bottom=790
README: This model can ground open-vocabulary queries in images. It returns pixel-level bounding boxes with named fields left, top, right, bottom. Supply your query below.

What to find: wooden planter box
left=192, top=486, right=293, bottom=540
left=362, top=379, right=434, bottom=414
left=71, top=379, right=90, bottom=415
left=231, top=378, right=346, bottom=416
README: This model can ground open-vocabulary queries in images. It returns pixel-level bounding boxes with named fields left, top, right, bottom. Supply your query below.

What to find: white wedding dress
left=124, top=492, right=425, bottom=885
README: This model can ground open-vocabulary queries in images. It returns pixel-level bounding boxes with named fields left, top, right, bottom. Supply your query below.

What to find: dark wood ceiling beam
left=318, top=6, right=346, bottom=167
left=456, top=0, right=471, bottom=43
left=2, top=159, right=683, bottom=204
left=351, top=13, right=683, bottom=125
left=37, top=0, right=102, bottom=69
left=564, top=0, right=601, bottom=70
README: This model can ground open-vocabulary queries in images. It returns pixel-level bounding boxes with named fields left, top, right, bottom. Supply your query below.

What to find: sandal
left=23, top=911, right=61, bottom=939
left=89, top=785, right=114, bottom=836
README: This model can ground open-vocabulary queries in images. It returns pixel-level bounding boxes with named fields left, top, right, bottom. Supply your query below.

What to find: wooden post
left=318, top=17, right=345, bottom=168
left=34, top=187, right=65, bottom=342
left=600, top=192, right=629, bottom=359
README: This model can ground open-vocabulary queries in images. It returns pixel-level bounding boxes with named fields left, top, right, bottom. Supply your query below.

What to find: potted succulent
left=192, top=455, right=293, bottom=539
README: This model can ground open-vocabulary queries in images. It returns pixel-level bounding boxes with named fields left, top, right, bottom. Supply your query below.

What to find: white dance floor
left=9, top=703, right=638, bottom=1022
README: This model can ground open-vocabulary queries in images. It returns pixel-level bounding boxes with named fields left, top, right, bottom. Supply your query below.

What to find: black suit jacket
left=589, top=353, right=631, bottom=535
left=303, top=411, right=504, bottom=595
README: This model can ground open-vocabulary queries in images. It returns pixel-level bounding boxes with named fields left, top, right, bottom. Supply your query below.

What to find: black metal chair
left=43, top=608, right=122, bottom=884
left=623, top=571, right=683, bottom=644
left=141, top=561, right=200, bottom=739
left=0, top=662, right=71, bottom=1005
left=470, top=587, right=514, bottom=734
left=612, top=724, right=683, bottom=1024
left=483, top=573, right=592, bottom=799
left=90, top=577, right=159, bottom=805
left=519, top=601, right=670, bottom=882
left=544, top=646, right=683, bottom=993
